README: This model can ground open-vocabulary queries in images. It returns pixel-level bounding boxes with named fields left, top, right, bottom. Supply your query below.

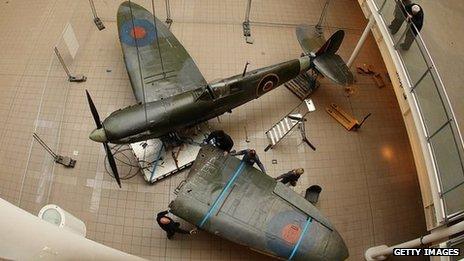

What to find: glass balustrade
left=372, top=0, right=464, bottom=220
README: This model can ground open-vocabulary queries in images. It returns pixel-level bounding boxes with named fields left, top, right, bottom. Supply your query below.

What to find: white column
left=0, top=198, right=146, bottom=261
left=365, top=220, right=464, bottom=260
left=347, top=16, right=376, bottom=68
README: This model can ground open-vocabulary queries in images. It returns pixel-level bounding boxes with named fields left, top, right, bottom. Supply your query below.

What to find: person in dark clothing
left=275, top=168, right=304, bottom=186
left=205, top=130, right=234, bottom=152
left=389, top=0, right=412, bottom=34
left=230, top=149, right=266, bottom=173
left=156, top=210, right=195, bottom=239
left=389, top=3, right=424, bottom=50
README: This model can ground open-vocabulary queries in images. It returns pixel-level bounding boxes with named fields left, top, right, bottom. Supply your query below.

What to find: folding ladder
left=264, top=98, right=316, bottom=152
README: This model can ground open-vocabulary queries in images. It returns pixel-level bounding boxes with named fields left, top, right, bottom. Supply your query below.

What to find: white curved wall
left=0, top=198, right=146, bottom=261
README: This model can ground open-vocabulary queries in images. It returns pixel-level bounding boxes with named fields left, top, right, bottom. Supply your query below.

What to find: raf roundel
left=256, top=73, right=279, bottom=97
left=131, top=26, right=146, bottom=39
left=281, top=223, right=301, bottom=244
left=120, top=19, right=157, bottom=47
left=265, top=211, right=307, bottom=257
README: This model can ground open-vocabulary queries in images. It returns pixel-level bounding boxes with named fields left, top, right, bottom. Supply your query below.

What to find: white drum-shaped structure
left=38, top=204, right=86, bottom=237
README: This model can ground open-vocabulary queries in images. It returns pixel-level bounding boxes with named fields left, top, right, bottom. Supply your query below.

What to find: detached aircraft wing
left=117, top=1, right=207, bottom=103
left=169, top=145, right=349, bottom=261
left=296, top=25, right=354, bottom=86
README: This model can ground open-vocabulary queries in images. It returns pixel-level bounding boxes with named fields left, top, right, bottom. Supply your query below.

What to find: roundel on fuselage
left=257, top=73, right=279, bottom=97
left=120, top=19, right=157, bottom=47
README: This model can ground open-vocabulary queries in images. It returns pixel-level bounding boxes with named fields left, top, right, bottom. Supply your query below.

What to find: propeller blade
left=85, top=90, right=102, bottom=129
left=104, top=142, right=121, bottom=188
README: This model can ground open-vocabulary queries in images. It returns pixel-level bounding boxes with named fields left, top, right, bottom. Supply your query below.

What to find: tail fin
left=296, top=27, right=354, bottom=86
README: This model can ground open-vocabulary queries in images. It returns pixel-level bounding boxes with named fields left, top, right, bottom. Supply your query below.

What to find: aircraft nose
left=89, top=128, right=107, bottom=143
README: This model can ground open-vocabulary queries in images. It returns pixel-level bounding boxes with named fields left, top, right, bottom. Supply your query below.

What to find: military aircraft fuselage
left=93, top=57, right=310, bottom=144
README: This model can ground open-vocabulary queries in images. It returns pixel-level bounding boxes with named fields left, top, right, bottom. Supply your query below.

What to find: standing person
left=389, top=0, right=412, bottom=34
left=400, top=4, right=424, bottom=50
left=389, top=2, right=424, bottom=51
left=156, top=210, right=196, bottom=239
left=205, top=130, right=234, bottom=152
left=275, top=168, right=304, bottom=187
left=231, top=149, right=266, bottom=173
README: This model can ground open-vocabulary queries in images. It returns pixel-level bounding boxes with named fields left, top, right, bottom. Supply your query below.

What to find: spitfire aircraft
left=85, top=1, right=353, bottom=187
left=170, top=145, right=349, bottom=260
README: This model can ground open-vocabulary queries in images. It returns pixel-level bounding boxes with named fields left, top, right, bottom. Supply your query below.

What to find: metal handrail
left=372, top=0, right=464, bottom=221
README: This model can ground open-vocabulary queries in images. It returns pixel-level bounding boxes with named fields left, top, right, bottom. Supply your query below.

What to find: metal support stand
left=54, top=47, right=86, bottom=83
left=165, top=0, right=173, bottom=28
left=33, top=133, right=76, bottom=168
left=89, top=0, right=105, bottom=30
left=298, top=118, right=316, bottom=151
left=315, top=0, right=331, bottom=36
left=347, top=16, right=375, bottom=68
left=284, top=70, right=319, bottom=100
left=242, top=0, right=253, bottom=44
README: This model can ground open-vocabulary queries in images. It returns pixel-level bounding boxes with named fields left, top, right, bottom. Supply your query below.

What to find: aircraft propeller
left=85, top=90, right=122, bottom=188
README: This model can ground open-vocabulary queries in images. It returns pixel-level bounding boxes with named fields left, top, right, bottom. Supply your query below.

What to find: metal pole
left=54, top=47, right=71, bottom=78
left=89, top=0, right=105, bottom=30
left=242, top=0, right=253, bottom=43
left=365, top=220, right=464, bottom=260
left=33, top=133, right=58, bottom=159
left=347, top=16, right=375, bottom=68
left=53, top=46, right=87, bottom=82
left=315, top=0, right=331, bottom=35
left=89, top=0, right=97, bottom=18
left=165, top=0, right=172, bottom=26
left=244, top=0, right=251, bottom=23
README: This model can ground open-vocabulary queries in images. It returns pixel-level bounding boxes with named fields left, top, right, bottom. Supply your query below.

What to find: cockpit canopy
left=198, top=78, right=242, bottom=101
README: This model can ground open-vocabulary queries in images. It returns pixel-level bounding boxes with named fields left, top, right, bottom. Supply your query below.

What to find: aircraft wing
left=313, top=53, right=354, bottom=86
left=117, top=1, right=207, bottom=103
left=169, top=145, right=349, bottom=261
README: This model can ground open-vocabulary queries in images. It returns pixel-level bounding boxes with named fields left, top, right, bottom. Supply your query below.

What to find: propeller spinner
left=85, top=90, right=122, bottom=188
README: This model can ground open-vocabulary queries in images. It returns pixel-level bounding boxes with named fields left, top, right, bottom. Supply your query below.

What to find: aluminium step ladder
left=264, top=98, right=316, bottom=152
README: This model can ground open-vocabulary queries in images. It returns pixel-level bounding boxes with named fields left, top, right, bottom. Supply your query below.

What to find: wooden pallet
left=325, top=103, right=359, bottom=131
left=284, top=71, right=319, bottom=100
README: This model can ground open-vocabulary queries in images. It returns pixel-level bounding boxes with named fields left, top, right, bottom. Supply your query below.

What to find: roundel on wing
left=257, top=73, right=279, bottom=97
left=120, top=19, right=157, bottom=47
left=281, top=223, right=301, bottom=244
left=265, top=210, right=307, bottom=257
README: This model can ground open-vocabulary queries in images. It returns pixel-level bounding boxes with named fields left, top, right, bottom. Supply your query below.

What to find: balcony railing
left=372, top=0, right=464, bottom=221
